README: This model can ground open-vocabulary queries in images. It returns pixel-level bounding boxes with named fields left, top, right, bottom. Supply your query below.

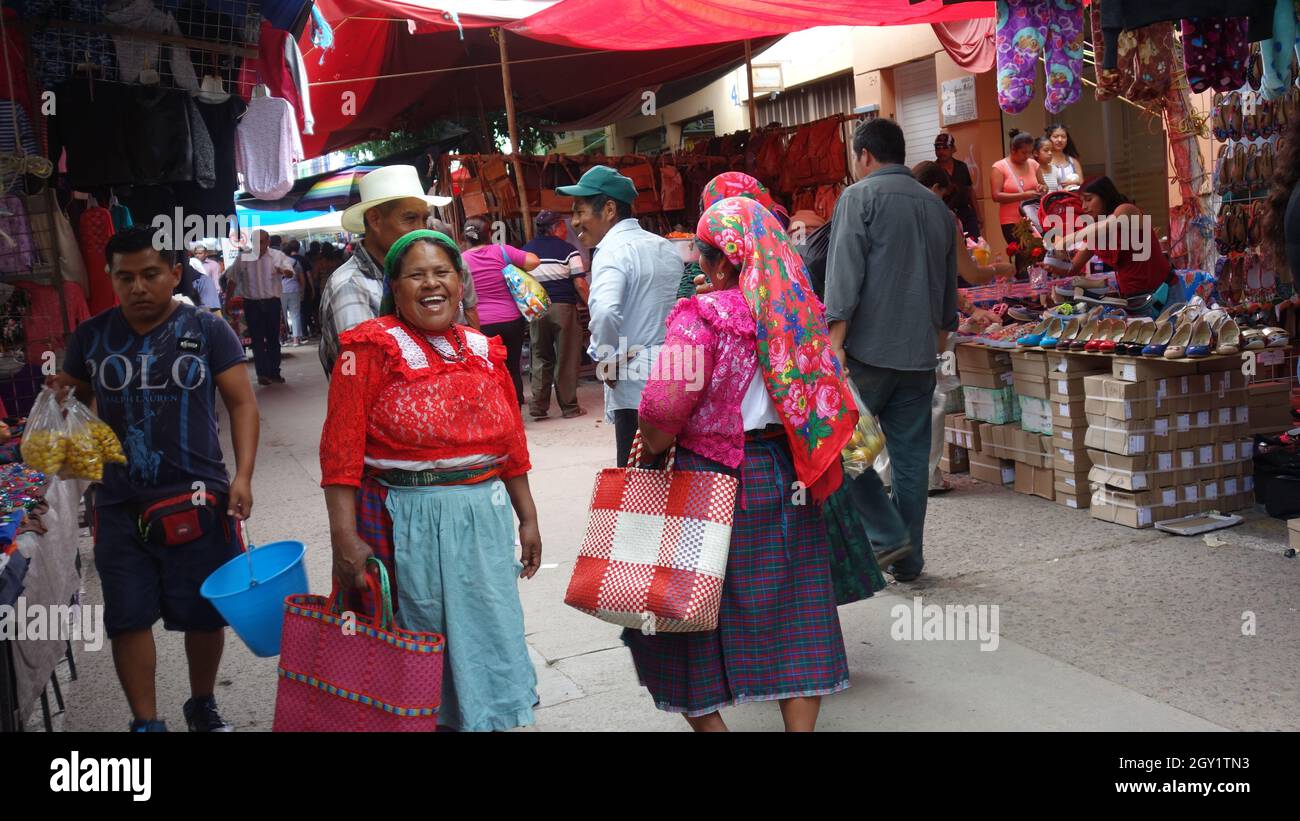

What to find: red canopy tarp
left=304, top=0, right=772, bottom=157
left=508, top=0, right=996, bottom=50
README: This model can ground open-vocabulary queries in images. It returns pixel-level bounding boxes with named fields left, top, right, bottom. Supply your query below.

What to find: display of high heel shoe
left=1035, top=316, right=1068, bottom=349
left=1215, top=318, right=1241, bottom=355
left=1164, top=321, right=1194, bottom=359
left=1044, top=317, right=1081, bottom=350
left=1142, top=320, right=1176, bottom=357
left=1097, top=318, right=1127, bottom=354
left=1127, top=320, right=1157, bottom=356
left=1070, top=317, right=1100, bottom=352
left=1017, top=316, right=1052, bottom=347
left=1184, top=319, right=1213, bottom=358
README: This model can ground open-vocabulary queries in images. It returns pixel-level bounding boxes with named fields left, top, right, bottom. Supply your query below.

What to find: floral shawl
left=696, top=196, right=855, bottom=502
left=699, top=171, right=789, bottom=226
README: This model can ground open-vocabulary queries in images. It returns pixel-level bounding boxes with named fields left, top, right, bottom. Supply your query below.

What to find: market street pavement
left=50, top=343, right=1299, bottom=731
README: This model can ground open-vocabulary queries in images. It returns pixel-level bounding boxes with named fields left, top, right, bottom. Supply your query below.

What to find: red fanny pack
left=137, top=491, right=227, bottom=547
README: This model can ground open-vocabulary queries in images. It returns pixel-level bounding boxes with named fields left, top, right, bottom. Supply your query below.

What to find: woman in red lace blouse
left=319, top=229, right=541, bottom=732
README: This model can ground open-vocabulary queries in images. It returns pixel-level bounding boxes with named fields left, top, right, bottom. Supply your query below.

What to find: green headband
left=384, top=229, right=463, bottom=279
left=381, top=229, right=464, bottom=317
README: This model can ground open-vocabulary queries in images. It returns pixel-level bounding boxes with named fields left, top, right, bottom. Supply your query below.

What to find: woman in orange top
left=990, top=129, right=1043, bottom=273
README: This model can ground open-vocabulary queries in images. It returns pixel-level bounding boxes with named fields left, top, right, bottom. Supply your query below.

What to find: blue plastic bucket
left=200, top=541, right=308, bottom=657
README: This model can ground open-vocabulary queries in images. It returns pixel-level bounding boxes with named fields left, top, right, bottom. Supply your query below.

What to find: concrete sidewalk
left=49, top=342, right=1295, bottom=731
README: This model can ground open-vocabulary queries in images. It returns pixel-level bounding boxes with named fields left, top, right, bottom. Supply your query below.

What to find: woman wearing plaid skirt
left=630, top=190, right=854, bottom=731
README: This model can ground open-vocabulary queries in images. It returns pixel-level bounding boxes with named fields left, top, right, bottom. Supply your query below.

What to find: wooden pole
left=497, top=28, right=533, bottom=241
left=744, top=39, right=757, bottom=131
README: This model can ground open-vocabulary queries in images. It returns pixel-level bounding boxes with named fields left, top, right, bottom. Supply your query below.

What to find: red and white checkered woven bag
left=564, top=435, right=738, bottom=633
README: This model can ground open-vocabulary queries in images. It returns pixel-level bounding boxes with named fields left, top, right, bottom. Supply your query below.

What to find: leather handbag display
left=564, top=433, right=738, bottom=633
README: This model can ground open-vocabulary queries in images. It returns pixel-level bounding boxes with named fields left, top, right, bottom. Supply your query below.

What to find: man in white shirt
left=559, top=166, right=680, bottom=467
left=225, top=230, right=294, bottom=385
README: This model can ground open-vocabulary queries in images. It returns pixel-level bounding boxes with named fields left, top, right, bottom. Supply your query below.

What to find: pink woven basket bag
left=274, top=558, right=445, bottom=732
left=564, top=434, right=738, bottom=633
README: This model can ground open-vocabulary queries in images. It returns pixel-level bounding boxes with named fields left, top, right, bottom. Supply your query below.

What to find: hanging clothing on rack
left=51, top=204, right=90, bottom=294
left=0, top=194, right=36, bottom=275
left=1098, top=1, right=1276, bottom=70
left=123, top=86, right=194, bottom=186
left=78, top=205, right=116, bottom=316
left=48, top=80, right=133, bottom=189
left=995, top=0, right=1085, bottom=114
left=1260, top=0, right=1300, bottom=100
left=176, top=95, right=246, bottom=227
left=104, top=0, right=199, bottom=90
left=185, top=96, right=216, bottom=190
left=1181, top=17, right=1252, bottom=93
left=109, top=200, right=134, bottom=231
left=236, top=94, right=303, bottom=201
left=257, top=20, right=314, bottom=136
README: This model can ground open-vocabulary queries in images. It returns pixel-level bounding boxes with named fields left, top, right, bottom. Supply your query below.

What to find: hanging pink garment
left=14, top=281, right=88, bottom=362
left=78, top=206, right=117, bottom=316
left=932, top=18, right=997, bottom=74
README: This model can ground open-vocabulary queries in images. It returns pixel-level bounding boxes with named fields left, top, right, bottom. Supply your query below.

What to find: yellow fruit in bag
left=21, top=430, right=68, bottom=476
left=90, top=421, right=127, bottom=465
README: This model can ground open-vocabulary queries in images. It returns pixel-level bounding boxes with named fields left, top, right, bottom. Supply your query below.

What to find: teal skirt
left=383, top=479, right=537, bottom=732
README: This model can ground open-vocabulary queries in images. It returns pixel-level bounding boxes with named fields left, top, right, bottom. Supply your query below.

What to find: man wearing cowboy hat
left=318, top=165, right=452, bottom=377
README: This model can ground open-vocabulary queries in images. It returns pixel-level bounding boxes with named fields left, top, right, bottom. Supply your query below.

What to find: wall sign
left=941, top=76, right=977, bottom=126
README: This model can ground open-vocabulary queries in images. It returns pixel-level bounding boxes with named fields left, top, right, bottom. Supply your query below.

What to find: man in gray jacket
left=824, top=118, right=959, bottom=582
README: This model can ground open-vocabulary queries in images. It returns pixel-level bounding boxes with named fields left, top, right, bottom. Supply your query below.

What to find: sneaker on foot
left=129, top=718, right=168, bottom=732
left=183, top=696, right=234, bottom=732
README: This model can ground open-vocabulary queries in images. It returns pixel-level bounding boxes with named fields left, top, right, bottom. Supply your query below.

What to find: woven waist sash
left=370, top=464, right=502, bottom=487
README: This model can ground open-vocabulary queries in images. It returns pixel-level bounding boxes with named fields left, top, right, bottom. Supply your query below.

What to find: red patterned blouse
left=319, top=315, right=531, bottom=487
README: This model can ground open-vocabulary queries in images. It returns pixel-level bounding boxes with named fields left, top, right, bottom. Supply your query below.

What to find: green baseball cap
left=557, top=165, right=638, bottom=204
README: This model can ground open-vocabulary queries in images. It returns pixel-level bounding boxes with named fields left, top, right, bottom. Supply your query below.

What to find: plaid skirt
left=622, top=438, right=850, bottom=717
left=340, top=476, right=398, bottom=619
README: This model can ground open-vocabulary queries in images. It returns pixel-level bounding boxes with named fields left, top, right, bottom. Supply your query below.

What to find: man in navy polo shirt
left=52, top=227, right=260, bottom=732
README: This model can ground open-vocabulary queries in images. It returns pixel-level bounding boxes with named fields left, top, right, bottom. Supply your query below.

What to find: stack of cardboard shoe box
left=958, top=345, right=1019, bottom=426
left=977, top=421, right=1053, bottom=498
left=1046, top=351, right=1109, bottom=509
left=941, top=413, right=981, bottom=474
left=1085, top=356, right=1254, bottom=528
left=958, top=344, right=1018, bottom=487
left=1247, top=381, right=1294, bottom=436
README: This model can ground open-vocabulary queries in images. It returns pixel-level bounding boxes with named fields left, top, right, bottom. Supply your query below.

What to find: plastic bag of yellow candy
left=841, top=380, right=886, bottom=479
left=60, top=396, right=105, bottom=481
left=65, top=396, right=126, bottom=465
left=20, top=388, right=70, bottom=476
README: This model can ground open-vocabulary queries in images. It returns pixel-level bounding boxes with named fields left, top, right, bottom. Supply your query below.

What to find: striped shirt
left=521, top=236, right=584, bottom=304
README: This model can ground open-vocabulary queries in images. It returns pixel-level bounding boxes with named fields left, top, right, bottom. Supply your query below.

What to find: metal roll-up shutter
left=895, top=57, right=939, bottom=169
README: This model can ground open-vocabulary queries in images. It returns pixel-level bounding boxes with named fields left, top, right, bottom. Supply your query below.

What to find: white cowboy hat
left=340, top=165, right=452, bottom=233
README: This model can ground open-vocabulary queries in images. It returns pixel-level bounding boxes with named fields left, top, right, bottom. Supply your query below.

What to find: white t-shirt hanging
left=236, top=95, right=303, bottom=200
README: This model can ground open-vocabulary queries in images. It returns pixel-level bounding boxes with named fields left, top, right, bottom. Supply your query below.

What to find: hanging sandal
left=1228, top=91, right=1243, bottom=141
left=1212, top=92, right=1228, bottom=141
